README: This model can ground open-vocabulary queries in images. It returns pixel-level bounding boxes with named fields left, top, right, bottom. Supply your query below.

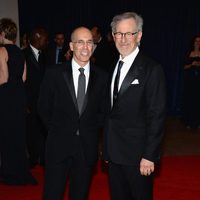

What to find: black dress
left=182, top=56, right=200, bottom=127
left=0, top=44, right=37, bottom=185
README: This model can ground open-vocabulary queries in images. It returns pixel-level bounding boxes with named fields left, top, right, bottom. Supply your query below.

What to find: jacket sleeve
left=143, top=64, right=166, bottom=162
left=37, top=69, right=55, bottom=130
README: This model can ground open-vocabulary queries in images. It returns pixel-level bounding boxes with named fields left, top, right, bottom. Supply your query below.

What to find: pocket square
left=131, top=79, right=139, bottom=84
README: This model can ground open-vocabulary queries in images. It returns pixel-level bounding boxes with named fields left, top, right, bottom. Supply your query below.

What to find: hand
left=140, top=158, right=154, bottom=176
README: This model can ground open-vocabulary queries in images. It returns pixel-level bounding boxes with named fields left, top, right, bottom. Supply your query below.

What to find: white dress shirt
left=111, top=47, right=139, bottom=105
left=30, top=44, right=40, bottom=61
left=71, top=58, right=90, bottom=97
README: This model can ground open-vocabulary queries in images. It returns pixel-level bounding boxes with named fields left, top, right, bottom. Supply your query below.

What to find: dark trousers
left=108, top=162, right=153, bottom=200
left=43, top=140, right=94, bottom=200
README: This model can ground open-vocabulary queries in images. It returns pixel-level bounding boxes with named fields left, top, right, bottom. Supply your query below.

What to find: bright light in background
left=0, top=0, right=20, bottom=46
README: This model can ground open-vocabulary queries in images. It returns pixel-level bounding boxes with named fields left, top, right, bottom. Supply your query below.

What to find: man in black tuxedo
left=23, top=28, right=48, bottom=168
left=38, top=27, right=107, bottom=200
left=45, top=32, right=68, bottom=66
left=104, top=12, right=166, bottom=200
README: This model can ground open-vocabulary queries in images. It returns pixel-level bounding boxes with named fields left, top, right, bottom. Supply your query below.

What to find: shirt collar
left=30, top=44, right=40, bottom=55
left=72, top=58, right=90, bottom=74
left=119, top=47, right=139, bottom=64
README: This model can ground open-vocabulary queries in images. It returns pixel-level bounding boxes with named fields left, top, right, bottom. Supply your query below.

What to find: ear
left=112, top=32, right=116, bottom=42
left=137, top=31, right=142, bottom=43
left=69, top=42, right=74, bottom=51
left=36, top=33, right=41, bottom=38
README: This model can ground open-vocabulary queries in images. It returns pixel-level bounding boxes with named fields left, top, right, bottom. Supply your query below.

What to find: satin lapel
left=117, top=54, right=141, bottom=100
left=109, top=62, right=118, bottom=110
left=80, top=65, right=96, bottom=115
left=62, top=64, right=78, bottom=111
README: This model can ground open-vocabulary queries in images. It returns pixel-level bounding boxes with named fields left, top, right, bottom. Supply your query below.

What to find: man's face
left=113, top=18, right=142, bottom=58
left=70, top=28, right=94, bottom=67
left=55, top=34, right=65, bottom=47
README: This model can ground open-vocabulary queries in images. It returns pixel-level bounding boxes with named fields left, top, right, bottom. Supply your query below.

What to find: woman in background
left=0, top=18, right=37, bottom=185
left=182, top=35, right=200, bottom=128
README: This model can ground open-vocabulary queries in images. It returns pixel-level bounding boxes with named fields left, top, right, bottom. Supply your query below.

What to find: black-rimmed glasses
left=114, top=31, right=138, bottom=39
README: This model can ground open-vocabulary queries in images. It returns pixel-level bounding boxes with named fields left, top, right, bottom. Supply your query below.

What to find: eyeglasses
left=114, top=31, right=138, bottom=39
left=73, top=40, right=94, bottom=47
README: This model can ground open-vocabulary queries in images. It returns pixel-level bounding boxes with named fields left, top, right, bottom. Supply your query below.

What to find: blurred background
left=1, top=0, right=200, bottom=115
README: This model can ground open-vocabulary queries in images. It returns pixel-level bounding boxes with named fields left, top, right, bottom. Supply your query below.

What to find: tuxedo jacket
left=38, top=61, right=108, bottom=164
left=23, top=46, right=45, bottom=110
left=104, top=52, right=166, bottom=166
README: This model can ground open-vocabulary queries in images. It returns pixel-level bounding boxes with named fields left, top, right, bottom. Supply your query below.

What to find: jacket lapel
left=62, top=63, right=97, bottom=116
left=109, top=62, right=117, bottom=110
left=115, top=53, right=142, bottom=104
left=63, top=64, right=78, bottom=111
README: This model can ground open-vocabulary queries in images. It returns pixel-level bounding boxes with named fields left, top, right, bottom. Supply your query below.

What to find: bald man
left=38, top=27, right=108, bottom=200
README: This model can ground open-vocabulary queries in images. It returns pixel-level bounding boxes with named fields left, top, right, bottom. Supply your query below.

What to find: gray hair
left=110, top=12, right=143, bottom=33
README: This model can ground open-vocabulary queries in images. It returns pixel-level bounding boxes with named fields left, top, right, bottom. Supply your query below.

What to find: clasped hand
left=140, top=158, right=154, bottom=176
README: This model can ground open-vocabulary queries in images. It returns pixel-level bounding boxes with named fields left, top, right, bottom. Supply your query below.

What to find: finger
left=140, top=168, right=148, bottom=176
left=141, top=168, right=152, bottom=176
left=150, top=166, right=155, bottom=173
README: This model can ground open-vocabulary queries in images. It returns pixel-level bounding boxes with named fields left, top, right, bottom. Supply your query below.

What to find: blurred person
left=23, top=27, right=48, bottom=168
left=0, top=18, right=37, bottom=185
left=106, top=30, right=119, bottom=65
left=103, top=12, right=166, bottom=200
left=65, top=48, right=73, bottom=61
left=45, top=32, right=68, bottom=65
left=38, top=26, right=108, bottom=200
left=20, top=32, right=29, bottom=49
left=182, top=35, right=200, bottom=128
left=90, top=26, right=117, bottom=71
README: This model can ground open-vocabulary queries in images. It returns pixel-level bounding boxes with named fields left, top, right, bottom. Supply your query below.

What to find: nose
left=121, top=35, right=126, bottom=42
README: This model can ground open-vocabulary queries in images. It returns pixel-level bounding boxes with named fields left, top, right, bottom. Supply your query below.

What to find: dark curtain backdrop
left=18, top=0, right=200, bottom=115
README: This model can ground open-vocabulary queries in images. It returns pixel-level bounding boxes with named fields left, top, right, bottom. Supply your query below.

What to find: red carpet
left=0, top=156, right=200, bottom=200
